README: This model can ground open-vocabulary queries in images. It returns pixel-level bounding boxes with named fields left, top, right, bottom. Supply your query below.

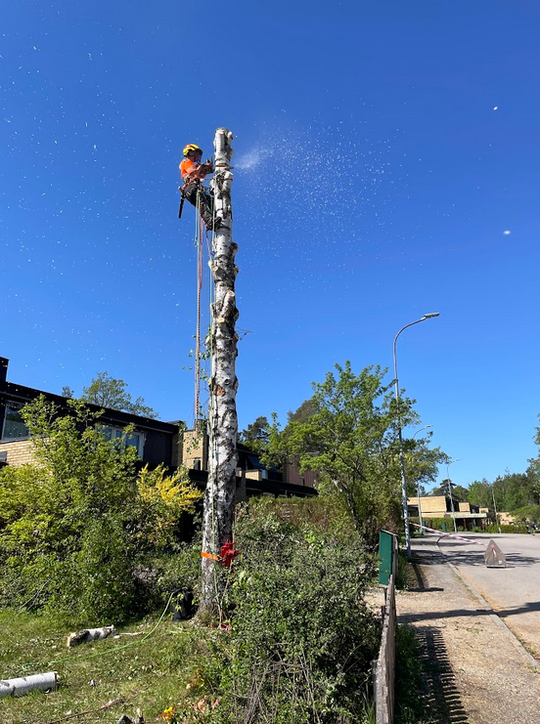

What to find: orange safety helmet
left=183, top=143, right=202, bottom=157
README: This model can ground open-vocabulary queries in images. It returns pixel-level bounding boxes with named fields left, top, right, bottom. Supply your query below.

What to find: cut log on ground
left=67, top=625, right=116, bottom=647
left=0, top=671, right=58, bottom=698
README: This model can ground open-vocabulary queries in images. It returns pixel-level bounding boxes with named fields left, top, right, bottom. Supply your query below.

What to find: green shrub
left=421, top=517, right=448, bottom=531
left=202, top=501, right=380, bottom=723
left=485, top=523, right=528, bottom=534
left=0, top=397, right=201, bottom=622
left=147, top=541, right=203, bottom=608
left=240, top=495, right=357, bottom=537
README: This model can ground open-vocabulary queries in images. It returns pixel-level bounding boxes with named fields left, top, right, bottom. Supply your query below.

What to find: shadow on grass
left=416, top=626, right=469, bottom=724
left=395, top=624, right=470, bottom=724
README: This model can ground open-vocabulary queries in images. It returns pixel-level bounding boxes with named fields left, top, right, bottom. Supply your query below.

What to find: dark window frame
left=1, top=403, right=30, bottom=441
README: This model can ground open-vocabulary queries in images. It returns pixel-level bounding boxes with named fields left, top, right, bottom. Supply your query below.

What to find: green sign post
left=378, top=530, right=395, bottom=585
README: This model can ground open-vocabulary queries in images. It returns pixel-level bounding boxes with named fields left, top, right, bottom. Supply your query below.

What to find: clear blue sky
left=2, top=1, right=540, bottom=489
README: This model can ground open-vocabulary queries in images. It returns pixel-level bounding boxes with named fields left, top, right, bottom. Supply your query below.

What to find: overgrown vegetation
left=394, top=625, right=429, bottom=724
left=208, top=498, right=380, bottom=723
left=0, top=498, right=381, bottom=724
left=0, top=397, right=202, bottom=622
left=0, top=359, right=450, bottom=721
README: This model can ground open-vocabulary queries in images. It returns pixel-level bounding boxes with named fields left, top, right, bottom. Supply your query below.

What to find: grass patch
left=0, top=607, right=219, bottom=724
left=0, top=498, right=381, bottom=723
left=394, top=625, right=429, bottom=724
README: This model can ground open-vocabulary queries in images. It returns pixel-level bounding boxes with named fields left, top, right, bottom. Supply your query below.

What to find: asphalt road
left=436, top=532, right=540, bottom=657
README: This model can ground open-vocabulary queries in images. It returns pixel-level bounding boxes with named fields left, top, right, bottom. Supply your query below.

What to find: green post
left=378, top=530, right=394, bottom=585
left=442, top=520, right=447, bottom=532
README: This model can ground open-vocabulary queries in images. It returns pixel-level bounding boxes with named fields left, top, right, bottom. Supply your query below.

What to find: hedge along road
left=436, top=533, right=540, bottom=659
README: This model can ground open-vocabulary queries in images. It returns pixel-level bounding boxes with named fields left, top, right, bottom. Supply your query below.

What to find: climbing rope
left=194, top=192, right=204, bottom=434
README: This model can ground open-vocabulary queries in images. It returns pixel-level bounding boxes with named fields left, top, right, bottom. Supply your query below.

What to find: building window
left=100, top=427, right=145, bottom=458
left=1, top=405, right=30, bottom=440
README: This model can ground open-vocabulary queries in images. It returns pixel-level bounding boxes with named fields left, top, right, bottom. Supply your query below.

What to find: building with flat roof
left=407, top=494, right=490, bottom=530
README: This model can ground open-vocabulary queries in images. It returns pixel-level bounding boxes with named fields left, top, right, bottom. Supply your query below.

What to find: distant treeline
left=432, top=471, right=540, bottom=523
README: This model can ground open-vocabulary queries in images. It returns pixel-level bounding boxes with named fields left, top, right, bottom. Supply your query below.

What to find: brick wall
left=408, top=495, right=447, bottom=515
left=181, top=429, right=208, bottom=470
left=0, top=439, right=36, bottom=467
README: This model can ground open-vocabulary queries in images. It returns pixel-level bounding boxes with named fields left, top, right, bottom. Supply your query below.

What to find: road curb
left=436, top=538, right=540, bottom=674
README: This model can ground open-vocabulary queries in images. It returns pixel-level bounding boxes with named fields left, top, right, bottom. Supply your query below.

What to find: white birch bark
left=200, top=128, right=238, bottom=614
left=66, top=625, right=116, bottom=647
left=0, top=672, right=58, bottom=698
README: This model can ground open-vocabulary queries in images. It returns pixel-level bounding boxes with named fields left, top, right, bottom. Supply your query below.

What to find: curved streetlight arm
left=393, top=314, right=440, bottom=398
left=412, top=424, right=432, bottom=439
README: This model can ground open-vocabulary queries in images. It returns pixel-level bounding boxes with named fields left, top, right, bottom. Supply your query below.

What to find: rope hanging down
left=194, top=192, right=204, bottom=434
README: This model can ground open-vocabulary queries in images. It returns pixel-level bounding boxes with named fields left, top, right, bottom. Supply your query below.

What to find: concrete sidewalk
left=397, top=535, right=540, bottom=724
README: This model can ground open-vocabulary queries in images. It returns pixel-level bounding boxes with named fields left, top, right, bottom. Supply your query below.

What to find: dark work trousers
left=183, top=182, right=215, bottom=230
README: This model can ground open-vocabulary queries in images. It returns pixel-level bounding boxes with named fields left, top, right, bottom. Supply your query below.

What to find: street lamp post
left=491, top=484, right=502, bottom=534
left=446, top=458, right=460, bottom=533
left=393, top=313, right=440, bottom=561
left=412, top=425, right=432, bottom=535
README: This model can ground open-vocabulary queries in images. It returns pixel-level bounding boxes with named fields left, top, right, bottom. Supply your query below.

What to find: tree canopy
left=450, top=470, right=539, bottom=512
left=238, top=415, right=271, bottom=454
left=262, top=361, right=445, bottom=543
left=80, top=371, right=158, bottom=418
left=431, top=482, right=470, bottom=502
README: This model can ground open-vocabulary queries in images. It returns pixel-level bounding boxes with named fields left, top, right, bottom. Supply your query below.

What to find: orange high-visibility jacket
left=180, top=158, right=206, bottom=182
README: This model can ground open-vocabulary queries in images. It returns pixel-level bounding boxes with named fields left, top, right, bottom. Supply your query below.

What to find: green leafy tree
left=521, top=415, right=540, bottom=507
left=468, top=479, right=493, bottom=507
left=451, top=484, right=470, bottom=502
left=81, top=371, right=158, bottom=418
left=0, top=397, right=200, bottom=620
left=265, top=362, right=432, bottom=542
left=238, top=415, right=271, bottom=454
left=287, top=397, right=318, bottom=424
left=467, top=473, right=537, bottom=512
left=431, top=482, right=469, bottom=502
left=404, top=435, right=446, bottom=498
left=494, top=471, right=536, bottom=510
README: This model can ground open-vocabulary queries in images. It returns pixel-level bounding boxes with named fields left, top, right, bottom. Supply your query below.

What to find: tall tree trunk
left=200, top=128, right=238, bottom=616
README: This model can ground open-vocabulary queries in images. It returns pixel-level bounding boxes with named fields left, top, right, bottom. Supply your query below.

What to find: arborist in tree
left=179, top=144, right=221, bottom=231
